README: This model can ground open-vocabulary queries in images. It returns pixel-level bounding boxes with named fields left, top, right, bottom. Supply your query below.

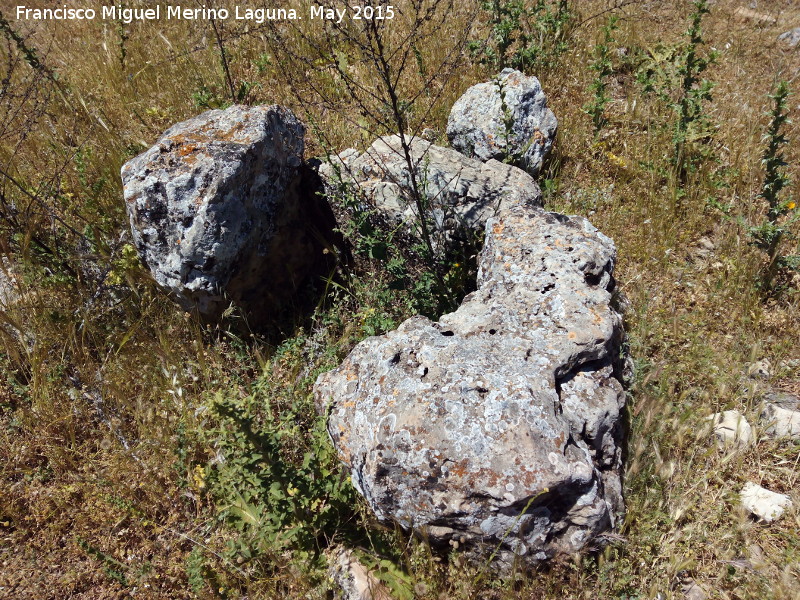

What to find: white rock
left=747, top=360, right=771, bottom=380
left=778, top=27, right=800, bottom=48
left=706, top=410, right=752, bottom=447
left=761, top=397, right=800, bottom=440
left=740, top=482, right=793, bottom=523
left=327, top=547, right=391, bottom=600
left=447, top=68, right=557, bottom=176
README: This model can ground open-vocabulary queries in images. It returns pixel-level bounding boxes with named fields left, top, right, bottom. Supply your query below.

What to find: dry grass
left=1, top=0, right=799, bottom=598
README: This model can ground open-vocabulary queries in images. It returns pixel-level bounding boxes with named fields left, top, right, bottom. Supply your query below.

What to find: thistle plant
left=470, top=0, right=572, bottom=73
left=748, top=80, right=798, bottom=291
left=584, top=15, right=618, bottom=135
left=673, top=0, right=717, bottom=179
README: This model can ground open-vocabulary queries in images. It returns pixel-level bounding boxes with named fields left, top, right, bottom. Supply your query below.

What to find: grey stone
left=682, top=581, right=708, bottom=600
left=779, top=27, right=800, bottom=48
left=740, top=483, right=793, bottom=523
left=447, top=69, right=558, bottom=176
left=318, top=135, right=541, bottom=254
left=0, top=258, right=18, bottom=308
left=760, top=391, right=800, bottom=439
left=315, top=205, right=626, bottom=572
left=705, top=410, right=752, bottom=448
left=747, top=359, right=771, bottom=380
left=121, top=105, right=335, bottom=327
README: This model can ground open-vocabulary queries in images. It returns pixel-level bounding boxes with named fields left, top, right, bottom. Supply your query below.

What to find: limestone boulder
left=447, top=68, right=557, bottom=176
left=121, top=104, right=336, bottom=327
left=315, top=205, right=626, bottom=572
left=318, top=135, right=541, bottom=255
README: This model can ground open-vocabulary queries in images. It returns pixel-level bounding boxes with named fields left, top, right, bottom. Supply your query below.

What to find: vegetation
left=747, top=80, right=799, bottom=292
left=1, top=1, right=799, bottom=599
left=584, top=15, right=618, bottom=135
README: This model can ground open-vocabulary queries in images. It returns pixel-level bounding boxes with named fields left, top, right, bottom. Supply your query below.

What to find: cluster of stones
left=313, top=73, right=629, bottom=571
left=121, top=70, right=629, bottom=571
left=705, top=361, right=799, bottom=524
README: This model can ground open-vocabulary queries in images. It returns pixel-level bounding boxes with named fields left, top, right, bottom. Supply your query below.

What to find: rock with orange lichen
left=447, top=69, right=557, bottom=176
left=121, top=104, right=336, bottom=328
left=314, top=204, right=627, bottom=573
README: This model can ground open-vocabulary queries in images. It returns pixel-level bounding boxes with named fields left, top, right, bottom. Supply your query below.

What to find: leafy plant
left=672, top=0, right=717, bottom=178
left=470, top=0, right=573, bottom=73
left=636, top=0, right=717, bottom=181
left=202, top=338, right=360, bottom=570
left=584, top=15, right=618, bottom=135
left=747, top=80, right=798, bottom=291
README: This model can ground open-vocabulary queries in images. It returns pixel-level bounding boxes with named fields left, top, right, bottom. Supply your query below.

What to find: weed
left=470, top=0, right=573, bottom=74
left=584, top=15, right=618, bottom=135
left=747, top=80, right=798, bottom=292
left=672, top=0, right=717, bottom=179
left=635, top=0, right=717, bottom=182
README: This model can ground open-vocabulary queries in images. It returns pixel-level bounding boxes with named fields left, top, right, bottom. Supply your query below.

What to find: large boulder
left=447, top=68, right=558, bottom=176
left=315, top=205, right=626, bottom=572
left=318, top=135, right=541, bottom=254
left=121, top=104, right=336, bottom=328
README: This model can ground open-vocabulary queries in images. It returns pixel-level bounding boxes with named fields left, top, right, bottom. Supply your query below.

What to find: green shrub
left=470, top=0, right=573, bottom=73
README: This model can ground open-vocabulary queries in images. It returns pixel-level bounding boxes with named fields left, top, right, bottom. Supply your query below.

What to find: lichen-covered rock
left=318, top=135, right=541, bottom=252
left=447, top=69, right=557, bottom=176
left=121, top=104, right=335, bottom=327
left=315, top=205, right=626, bottom=572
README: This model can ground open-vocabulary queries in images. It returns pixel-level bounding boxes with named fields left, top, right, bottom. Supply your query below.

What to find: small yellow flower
left=192, top=465, right=206, bottom=490
left=788, top=201, right=796, bottom=210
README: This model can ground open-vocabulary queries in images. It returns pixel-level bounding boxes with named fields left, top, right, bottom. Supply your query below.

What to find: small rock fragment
left=0, top=258, right=18, bottom=308
left=760, top=391, right=800, bottom=439
left=681, top=579, right=707, bottom=600
left=740, top=482, right=793, bottom=523
left=706, top=410, right=752, bottom=448
left=327, top=547, right=392, bottom=600
left=747, top=360, right=771, bottom=380
left=447, top=68, right=557, bottom=176
left=733, top=7, right=776, bottom=25
left=778, top=27, right=800, bottom=48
